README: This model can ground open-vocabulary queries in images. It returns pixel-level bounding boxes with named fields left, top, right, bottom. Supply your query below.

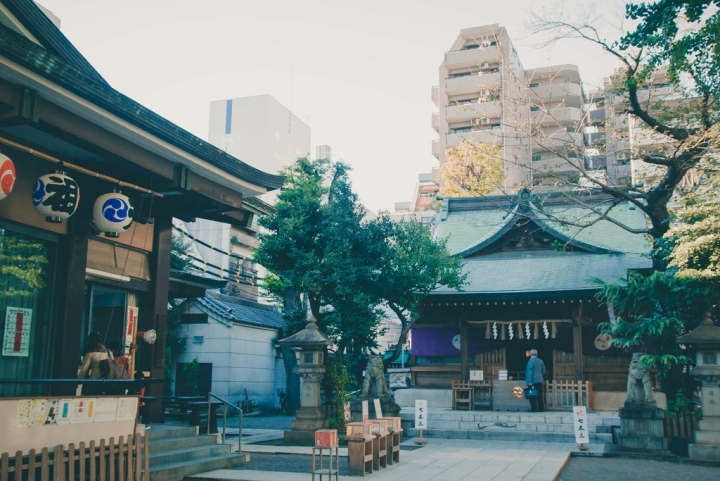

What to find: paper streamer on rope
left=543, top=322, right=549, bottom=339
left=485, top=322, right=491, bottom=339
left=525, top=323, right=531, bottom=339
left=492, top=322, right=498, bottom=340
left=508, top=323, right=514, bottom=340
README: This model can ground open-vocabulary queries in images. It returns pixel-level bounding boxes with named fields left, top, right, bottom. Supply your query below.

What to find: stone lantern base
left=283, top=406, right=329, bottom=445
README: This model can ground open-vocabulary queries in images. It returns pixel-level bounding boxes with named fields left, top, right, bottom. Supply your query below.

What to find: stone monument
left=278, top=317, right=331, bottom=445
left=352, top=355, right=401, bottom=420
left=618, top=353, right=669, bottom=453
left=677, top=312, right=720, bottom=461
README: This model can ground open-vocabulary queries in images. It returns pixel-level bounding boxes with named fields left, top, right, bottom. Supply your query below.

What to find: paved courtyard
left=192, top=438, right=575, bottom=481
left=558, top=457, right=720, bottom=480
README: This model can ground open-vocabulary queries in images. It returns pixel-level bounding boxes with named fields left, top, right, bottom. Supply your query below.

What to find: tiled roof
left=432, top=250, right=652, bottom=295
left=196, top=295, right=285, bottom=330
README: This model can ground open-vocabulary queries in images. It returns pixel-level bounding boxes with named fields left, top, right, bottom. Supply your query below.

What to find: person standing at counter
left=525, top=349, right=546, bottom=412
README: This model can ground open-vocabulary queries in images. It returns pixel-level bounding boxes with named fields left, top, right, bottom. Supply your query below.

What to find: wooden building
left=410, top=189, right=652, bottom=409
left=0, top=0, right=282, bottom=422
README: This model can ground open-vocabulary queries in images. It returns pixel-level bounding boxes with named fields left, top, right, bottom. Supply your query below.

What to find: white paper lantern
left=0, top=155, right=16, bottom=201
left=93, top=192, right=134, bottom=237
left=32, top=172, right=80, bottom=223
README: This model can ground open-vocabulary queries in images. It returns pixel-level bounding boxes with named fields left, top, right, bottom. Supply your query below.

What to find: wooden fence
left=664, top=412, right=698, bottom=455
left=0, top=434, right=148, bottom=481
left=544, top=380, right=593, bottom=410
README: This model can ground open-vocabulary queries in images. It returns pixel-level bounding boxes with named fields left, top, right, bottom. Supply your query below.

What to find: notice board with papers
left=0, top=396, right=138, bottom=454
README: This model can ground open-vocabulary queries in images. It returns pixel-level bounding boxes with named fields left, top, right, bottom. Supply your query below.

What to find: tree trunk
left=383, top=303, right=408, bottom=369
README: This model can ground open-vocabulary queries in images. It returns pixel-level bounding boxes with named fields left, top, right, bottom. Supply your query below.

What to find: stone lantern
left=278, top=317, right=331, bottom=445
left=677, top=312, right=720, bottom=461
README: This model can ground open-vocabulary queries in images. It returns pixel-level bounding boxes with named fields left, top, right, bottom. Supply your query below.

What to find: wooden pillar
left=51, top=222, right=89, bottom=395
left=573, top=303, right=584, bottom=382
left=146, top=216, right=172, bottom=424
left=460, top=320, right=469, bottom=381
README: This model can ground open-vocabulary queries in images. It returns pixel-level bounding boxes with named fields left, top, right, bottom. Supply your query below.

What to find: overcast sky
left=37, top=0, right=625, bottom=212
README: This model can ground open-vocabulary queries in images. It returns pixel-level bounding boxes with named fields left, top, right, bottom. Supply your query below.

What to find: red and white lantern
left=0, top=154, right=16, bottom=200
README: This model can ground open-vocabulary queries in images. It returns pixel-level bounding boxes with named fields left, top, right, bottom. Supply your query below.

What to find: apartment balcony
left=444, top=46, right=500, bottom=69
left=445, top=129, right=503, bottom=148
left=531, top=132, right=583, bottom=152
left=431, top=86, right=439, bottom=106
left=446, top=101, right=502, bottom=122
left=531, top=107, right=582, bottom=127
left=532, top=155, right=581, bottom=174
left=528, top=83, right=583, bottom=107
left=432, top=139, right=440, bottom=158
left=584, top=132, right=606, bottom=147
left=444, top=72, right=501, bottom=95
left=432, top=112, right=439, bottom=131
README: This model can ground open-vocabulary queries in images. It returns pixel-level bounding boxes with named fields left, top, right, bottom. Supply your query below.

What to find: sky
left=36, top=0, right=625, bottom=212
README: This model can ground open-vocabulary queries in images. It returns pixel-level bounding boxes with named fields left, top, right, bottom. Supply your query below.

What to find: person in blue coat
left=525, top=349, right=546, bottom=412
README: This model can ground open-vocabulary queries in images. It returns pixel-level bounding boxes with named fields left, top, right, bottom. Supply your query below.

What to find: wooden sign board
left=414, top=399, right=427, bottom=430
left=573, top=405, right=590, bottom=445
left=0, top=396, right=138, bottom=454
left=361, top=400, right=368, bottom=422
left=373, top=398, right=383, bottom=418
left=469, top=370, right=483, bottom=381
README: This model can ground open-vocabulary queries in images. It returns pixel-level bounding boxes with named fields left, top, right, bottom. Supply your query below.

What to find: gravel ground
left=558, top=457, right=720, bottom=480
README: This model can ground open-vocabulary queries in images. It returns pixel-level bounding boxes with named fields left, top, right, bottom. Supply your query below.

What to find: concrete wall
left=175, top=303, right=282, bottom=408
left=209, top=94, right=311, bottom=176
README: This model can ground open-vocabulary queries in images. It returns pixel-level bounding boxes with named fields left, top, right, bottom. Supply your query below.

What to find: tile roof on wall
left=196, top=295, right=285, bottom=330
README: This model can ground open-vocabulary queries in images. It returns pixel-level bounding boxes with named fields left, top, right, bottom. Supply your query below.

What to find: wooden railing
left=0, top=434, right=148, bottom=481
left=544, top=380, right=593, bottom=410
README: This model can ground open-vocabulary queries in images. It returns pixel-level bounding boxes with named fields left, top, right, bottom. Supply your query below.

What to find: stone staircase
left=147, top=425, right=248, bottom=481
left=401, top=409, right=618, bottom=444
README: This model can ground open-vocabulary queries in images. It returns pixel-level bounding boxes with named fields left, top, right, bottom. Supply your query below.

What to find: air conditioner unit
left=480, top=62, right=489, bottom=69
left=481, top=118, right=490, bottom=125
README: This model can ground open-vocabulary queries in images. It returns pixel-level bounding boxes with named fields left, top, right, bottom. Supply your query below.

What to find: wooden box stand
left=379, top=417, right=403, bottom=464
left=312, top=429, right=339, bottom=481
left=370, top=420, right=389, bottom=471
left=345, top=422, right=374, bottom=477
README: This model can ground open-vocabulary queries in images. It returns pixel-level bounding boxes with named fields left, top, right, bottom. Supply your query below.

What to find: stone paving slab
left=190, top=438, right=573, bottom=481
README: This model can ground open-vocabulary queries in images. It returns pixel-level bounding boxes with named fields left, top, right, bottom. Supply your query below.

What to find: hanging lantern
left=93, top=192, right=134, bottom=237
left=0, top=154, right=16, bottom=201
left=32, top=172, right=79, bottom=223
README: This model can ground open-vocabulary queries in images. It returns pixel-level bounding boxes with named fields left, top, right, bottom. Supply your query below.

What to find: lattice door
left=475, top=348, right=506, bottom=382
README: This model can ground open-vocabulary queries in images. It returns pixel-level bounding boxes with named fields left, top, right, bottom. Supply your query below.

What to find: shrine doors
left=475, top=348, right=506, bottom=381
left=553, top=349, right=575, bottom=382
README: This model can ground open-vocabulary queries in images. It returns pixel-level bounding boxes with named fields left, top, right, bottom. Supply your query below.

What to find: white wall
left=175, top=304, right=282, bottom=408
left=209, top=94, right=311, bottom=176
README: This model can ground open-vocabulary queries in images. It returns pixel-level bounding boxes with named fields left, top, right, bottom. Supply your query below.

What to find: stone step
left=405, top=427, right=613, bottom=444
left=149, top=444, right=232, bottom=466
left=698, top=419, right=720, bottom=431
left=689, top=443, right=720, bottom=462
left=427, top=421, right=599, bottom=434
left=400, top=411, right=618, bottom=426
left=150, top=435, right=219, bottom=454
left=694, top=430, right=720, bottom=445
left=147, top=425, right=199, bottom=441
left=149, top=453, right=248, bottom=481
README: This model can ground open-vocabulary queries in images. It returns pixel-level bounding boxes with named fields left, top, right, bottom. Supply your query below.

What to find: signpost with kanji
left=414, top=399, right=427, bottom=445
left=573, top=405, right=589, bottom=450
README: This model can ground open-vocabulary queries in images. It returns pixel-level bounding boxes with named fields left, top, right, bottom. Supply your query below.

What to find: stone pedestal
left=284, top=366, right=329, bottom=445
left=688, top=381, right=720, bottom=461
left=618, top=403, right=669, bottom=453
left=351, top=397, right=400, bottom=422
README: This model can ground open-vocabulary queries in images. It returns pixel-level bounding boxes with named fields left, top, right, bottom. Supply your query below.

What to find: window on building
left=464, top=44, right=479, bottom=50
left=452, top=72, right=472, bottom=79
left=181, top=313, right=209, bottom=324
left=530, top=106, right=540, bottom=112
left=532, top=154, right=542, bottom=162
left=491, top=124, right=501, bottom=130
left=529, top=82, right=539, bottom=88
left=453, top=127, right=472, bottom=134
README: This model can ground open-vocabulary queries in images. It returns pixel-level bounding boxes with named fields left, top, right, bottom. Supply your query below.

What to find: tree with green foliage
left=440, top=141, right=504, bottom=198
left=367, top=216, right=467, bottom=368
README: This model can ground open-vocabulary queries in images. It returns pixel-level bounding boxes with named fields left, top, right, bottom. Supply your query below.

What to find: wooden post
left=573, top=305, right=584, bottom=382
left=460, top=321, right=469, bottom=381
left=146, top=216, right=172, bottom=423
left=52, top=226, right=89, bottom=394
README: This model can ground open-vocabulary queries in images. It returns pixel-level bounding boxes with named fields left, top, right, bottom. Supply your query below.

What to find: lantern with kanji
left=93, top=192, right=134, bottom=237
left=0, top=154, right=16, bottom=201
left=32, top=172, right=80, bottom=223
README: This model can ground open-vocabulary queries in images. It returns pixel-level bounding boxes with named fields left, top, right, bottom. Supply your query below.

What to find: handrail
left=208, top=392, right=243, bottom=453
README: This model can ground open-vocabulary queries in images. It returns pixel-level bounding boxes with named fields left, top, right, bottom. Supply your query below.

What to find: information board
left=414, top=399, right=427, bottom=430
left=0, top=396, right=138, bottom=454
left=573, top=405, right=590, bottom=445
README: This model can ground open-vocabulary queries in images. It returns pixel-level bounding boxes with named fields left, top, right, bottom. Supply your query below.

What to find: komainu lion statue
left=626, top=353, right=655, bottom=405
left=362, top=355, right=388, bottom=398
